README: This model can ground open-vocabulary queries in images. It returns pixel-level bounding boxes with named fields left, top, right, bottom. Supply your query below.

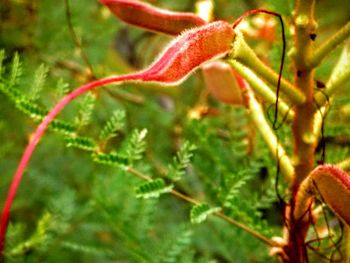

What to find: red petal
left=202, top=61, right=243, bottom=105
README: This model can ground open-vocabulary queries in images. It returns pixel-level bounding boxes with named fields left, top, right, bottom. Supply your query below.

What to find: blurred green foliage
left=0, top=0, right=349, bottom=262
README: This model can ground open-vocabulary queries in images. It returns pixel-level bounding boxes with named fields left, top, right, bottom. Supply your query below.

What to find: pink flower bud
left=100, top=0, right=206, bottom=35
left=139, top=21, right=235, bottom=84
left=202, top=61, right=243, bottom=105
left=296, top=165, right=350, bottom=225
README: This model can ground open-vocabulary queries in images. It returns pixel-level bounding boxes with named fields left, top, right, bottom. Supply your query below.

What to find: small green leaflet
left=167, top=141, right=196, bottom=182
left=92, top=152, right=129, bottom=167
left=99, top=110, right=126, bottom=141
left=190, top=203, right=221, bottom=224
left=29, top=64, right=49, bottom=101
left=64, top=136, right=97, bottom=151
left=135, top=178, right=173, bottom=199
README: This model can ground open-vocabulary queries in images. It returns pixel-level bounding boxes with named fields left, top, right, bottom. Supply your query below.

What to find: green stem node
left=229, top=33, right=305, bottom=105
left=228, top=60, right=294, bottom=122
left=308, top=21, right=350, bottom=68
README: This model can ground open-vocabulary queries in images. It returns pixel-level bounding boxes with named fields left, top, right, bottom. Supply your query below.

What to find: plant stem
left=246, top=89, right=294, bottom=181
left=292, top=0, right=317, bottom=186
left=64, top=0, right=95, bottom=78
left=287, top=0, right=317, bottom=261
left=126, top=167, right=277, bottom=247
left=336, top=157, right=350, bottom=171
left=228, top=60, right=294, bottom=122
left=308, top=21, right=350, bottom=68
left=343, top=225, right=350, bottom=263
left=230, top=33, right=305, bottom=105
left=314, top=44, right=350, bottom=106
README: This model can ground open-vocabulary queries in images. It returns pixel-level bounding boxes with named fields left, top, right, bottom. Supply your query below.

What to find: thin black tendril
left=310, top=180, right=344, bottom=261
left=233, top=10, right=286, bottom=131
left=233, top=8, right=288, bottom=220
left=313, top=88, right=331, bottom=165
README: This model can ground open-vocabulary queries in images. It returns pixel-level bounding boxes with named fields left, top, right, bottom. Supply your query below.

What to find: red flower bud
left=100, top=0, right=206, bottom=35
left=138, top=21, right=235, bottom=84
left=296, top=165, right=350, bottom=225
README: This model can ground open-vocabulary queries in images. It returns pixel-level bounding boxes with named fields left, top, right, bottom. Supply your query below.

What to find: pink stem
left=0, top=73, right=141, bottom=258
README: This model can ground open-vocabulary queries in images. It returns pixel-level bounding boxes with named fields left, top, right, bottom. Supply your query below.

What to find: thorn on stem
left=309, top=33, right=317, bottom=41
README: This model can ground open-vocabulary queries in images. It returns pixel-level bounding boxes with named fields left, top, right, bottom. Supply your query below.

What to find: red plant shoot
left=0, top=20, right=235, bottom=257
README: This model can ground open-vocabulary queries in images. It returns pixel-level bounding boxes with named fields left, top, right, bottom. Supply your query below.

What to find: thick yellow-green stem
left=337, top=157, right=350, bottom=171
left=246, top=89, right=294, bottom=181
left=344, top=225, right=350, bottom=263
left=228, top=60, right=295, bottom=122
left=285, top=0, right=317, bottom=261
left=231, top=33, right=305, bottom=105
left=292, top=0, right=317, bottom=187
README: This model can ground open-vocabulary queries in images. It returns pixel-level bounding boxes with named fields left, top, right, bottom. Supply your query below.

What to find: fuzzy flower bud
left=295, top=164, right=350, bottom=225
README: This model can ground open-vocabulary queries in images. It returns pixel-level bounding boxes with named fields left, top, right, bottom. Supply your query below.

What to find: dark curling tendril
left=233, top=9, right=286, bottom=131
left=313, top=88, right=331, bottom=165
left=266, top=103, right=295, bottom=130
left=236, top=10, right=289, bottom=228
left=307, top=180, right=344, bottom=261
left=233, top=9, right=287, bottom=207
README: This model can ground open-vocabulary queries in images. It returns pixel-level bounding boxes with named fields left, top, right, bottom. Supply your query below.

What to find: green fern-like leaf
left=160, top=227, right=193, bottom=263
left=29, top=64, right=48, bottom=101
left=125, top=128, right=147, bottom=163
left=75, top=92, right=96, bottom=128
left=99, top=109, right=126, bottom=141
left=0, top=80, right=22, bottom=101
left=62, top=241, right=114, bottom=257
left=223, top=172, right=253, bottom=208
left=135, top=178, right=173, bottom=199
left=190, top=204, right=221, bottom=224
left=50, top=119, right=77, bottom=135
left=55, top=78, right=70, bottom=100
left=15, top=98, right=77, bottom=135
left=167, top=141, right=196, bottom=181
left=0, top=55, right=77, bottom=137
left=92, top=152, right=129, bottom=167
left=65, top=136, right=97, bottom=151
left=8, top=212, right=53, bottom=257
left=16, top=98, right=48, bottom=120
left=9, top=53, right=22, bottom=88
